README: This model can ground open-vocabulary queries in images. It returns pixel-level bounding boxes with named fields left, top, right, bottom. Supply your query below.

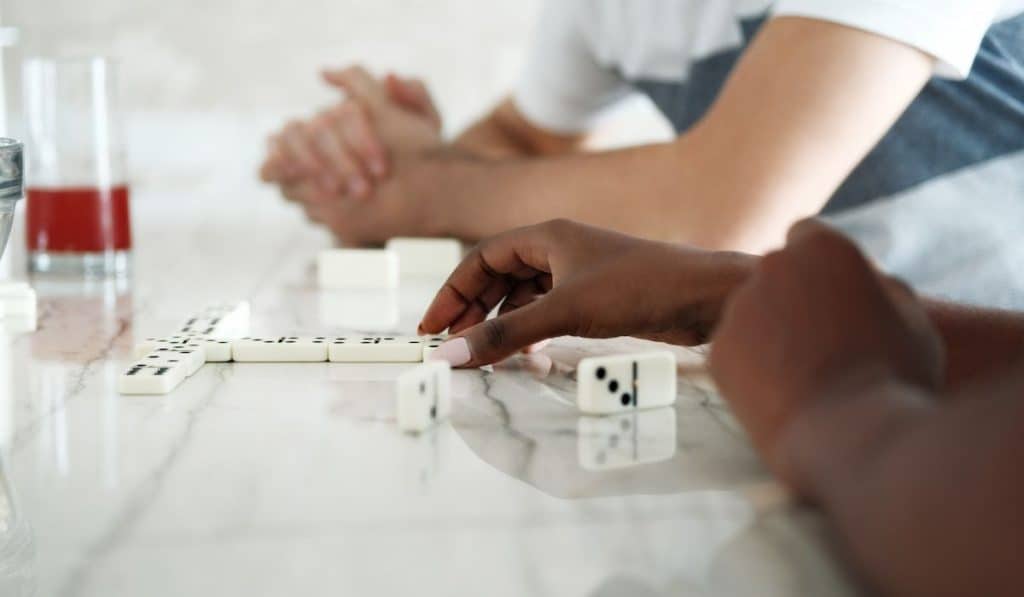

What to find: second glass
left=23, top=57, right=132, bottom=276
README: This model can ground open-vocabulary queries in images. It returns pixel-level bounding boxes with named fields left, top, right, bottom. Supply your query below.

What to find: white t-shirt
left=515, top=0, right=1024, bottom=133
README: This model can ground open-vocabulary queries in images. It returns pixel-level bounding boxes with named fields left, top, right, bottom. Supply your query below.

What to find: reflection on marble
left=0, top=181, right=862, bottom=596
left=449, top=341, right=768, bottom=499
left=0, top=457, right=35, bottom=597
left=577, top=408, right=677, bottom=471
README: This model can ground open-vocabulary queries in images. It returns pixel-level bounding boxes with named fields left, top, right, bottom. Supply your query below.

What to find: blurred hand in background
left=259, top=65, right=443, bottom=237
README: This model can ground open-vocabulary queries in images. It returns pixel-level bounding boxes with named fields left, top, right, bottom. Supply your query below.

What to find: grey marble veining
left=0, top=161, right=862, bottom=597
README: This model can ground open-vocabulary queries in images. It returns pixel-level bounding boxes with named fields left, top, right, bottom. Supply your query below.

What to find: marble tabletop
left=0, top=172, right=863, bottom=596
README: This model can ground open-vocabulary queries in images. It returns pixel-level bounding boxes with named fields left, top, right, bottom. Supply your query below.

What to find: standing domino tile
left=118, top=355, right=189, bottom=395
left=576, top=351, right=677, bottom=415
left=0, top=282, right=36, bottom=316
left=231, top=336, right=329, bottom=362
left=318, top=248, right=398, bottom=289
left=396, top=361, right=452, bottom=433
left=328, top=336, right=423, bottom=363
left=421, top=335, right=448, bottom=361
left=386, top=238, right=462, bottom=277
left=0, top=282, right=37, bottom=331
left=577, top=407, right=677, bottom=470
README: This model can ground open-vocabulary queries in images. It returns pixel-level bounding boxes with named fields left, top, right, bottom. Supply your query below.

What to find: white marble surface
left=0, top=176, right=863, bottom=597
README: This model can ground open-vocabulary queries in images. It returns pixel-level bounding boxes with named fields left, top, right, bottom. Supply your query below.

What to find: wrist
left=774, top=375, right=933, bottom=502
left=692, top=250, right=757, bottom=340
left=401, top=146, right=485, bottom=239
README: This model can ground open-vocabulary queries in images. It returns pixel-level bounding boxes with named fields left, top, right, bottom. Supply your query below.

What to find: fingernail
left=349, top=177, right=369, bottom=196
left=428, top=338, right=471, bottom=367
left=523, top=339, right=551, bottom=354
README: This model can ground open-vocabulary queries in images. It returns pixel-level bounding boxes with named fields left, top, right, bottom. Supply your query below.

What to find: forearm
left=779, top=377, right=1024, bottom=597
left=409, top=140, right=712, bottom=245
left=449, top=98, right=585, bottom=160
left=923, top=299, right=1024, bottom=389
left=412, top=133, right=804, bottom=250
left=412, top=18, right=933, bottom=250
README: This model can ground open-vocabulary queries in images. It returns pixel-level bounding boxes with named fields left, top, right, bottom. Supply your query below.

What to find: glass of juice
left=23, top=57, right=131, bottom=276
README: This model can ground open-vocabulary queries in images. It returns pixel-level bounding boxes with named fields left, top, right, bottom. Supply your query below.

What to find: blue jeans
left=633, top=13, right=1024, bottom=307
left=633, top=13, right=1024, bottom=213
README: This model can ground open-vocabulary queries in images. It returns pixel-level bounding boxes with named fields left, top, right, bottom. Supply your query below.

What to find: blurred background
left=3, top=0, right=540, bottom=189
left=3, top=0, right=669, bottom=190
left=7, top=0, right=538, bottom=125
left=4, top=0, right=671, bottom=188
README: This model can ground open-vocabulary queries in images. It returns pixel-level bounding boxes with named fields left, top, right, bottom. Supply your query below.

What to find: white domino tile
left=0, top=281, right=38, bottom=331
left=576, top=352, right=677, bottom=415
left=421, top=335, right=448, bottom=361
left=318, top=249, right=399, bottom=289
left=231, top=336, right=329, bottom=362
left=0, top=282, right=36, bottom=316
left=178, top=301, right=250, bottom=338
left=195, top=337, right=233, bottom=362
left=396, top=361, right=452, bottom=433
left=386, top=238, right=462, bottom=277
left=118, top=357, right=189, bottom=395
left=577, top=407, right=677, bottom=470
left=135, top=336, right=232, bottom=363
left=133, top=335, right=198, bottom=358
left=139, top=344, right=205, bottom=376
left=328, top=336, right=423, bottom=363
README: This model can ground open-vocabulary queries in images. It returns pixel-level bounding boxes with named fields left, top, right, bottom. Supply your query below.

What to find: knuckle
left=312, top=112, right=334, bottom=129
left=481, top=318, right=507, bottom=350
left=884, top=275, right=917, bottom=300
left=344, top=100, right=370, bottom=121
left=327, top=104, right=346, bottom=120
left=542, top=218, right=575, bottom=237
left=757, top=250, right=789, bottom=278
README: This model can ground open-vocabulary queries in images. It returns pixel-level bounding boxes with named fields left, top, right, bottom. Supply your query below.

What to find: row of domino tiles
left=119, top=302, right=453, bottom=432
left=131, top=335, right=450, bottom=365
left=122, top=301, right=682, bottom=423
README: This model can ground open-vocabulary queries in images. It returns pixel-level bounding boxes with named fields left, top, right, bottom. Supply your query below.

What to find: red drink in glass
left=26, top=185, right=132, bottom=253
left=24, top=57, right=132, bottom=275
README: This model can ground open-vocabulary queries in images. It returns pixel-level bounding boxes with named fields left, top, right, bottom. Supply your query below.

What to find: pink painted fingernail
left=428, top=338, right=471, bottom=367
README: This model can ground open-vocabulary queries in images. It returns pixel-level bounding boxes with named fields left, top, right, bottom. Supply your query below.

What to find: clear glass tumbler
left=23, top=57, right=132, bottom=276
left=0, top=139, right=23, bottom=264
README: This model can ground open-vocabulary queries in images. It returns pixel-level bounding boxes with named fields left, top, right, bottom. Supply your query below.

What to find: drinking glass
left=0, top=139, right=23, bottom=265
left=23, top=57, right=132, bottom=276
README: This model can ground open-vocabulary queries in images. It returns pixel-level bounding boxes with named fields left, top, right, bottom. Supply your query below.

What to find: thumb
left=385, top=73, right=441, bottom=126
left=427, top=298, right=567, bottom=368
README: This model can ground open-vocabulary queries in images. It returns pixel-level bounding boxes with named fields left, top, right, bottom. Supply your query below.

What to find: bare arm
left=780, top=374, right=1024, bottom=597
left=406, top=17, right=933, bottom=251
left=451, top=98, right=586, bottom=159
left=709, top=220, right=1024, bottom=597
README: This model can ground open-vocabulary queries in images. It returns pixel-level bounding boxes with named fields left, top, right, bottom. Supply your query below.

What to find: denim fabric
left=827, top=150, right=1024, bottom=309
left=633, top=13, right=1024, bottom=213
